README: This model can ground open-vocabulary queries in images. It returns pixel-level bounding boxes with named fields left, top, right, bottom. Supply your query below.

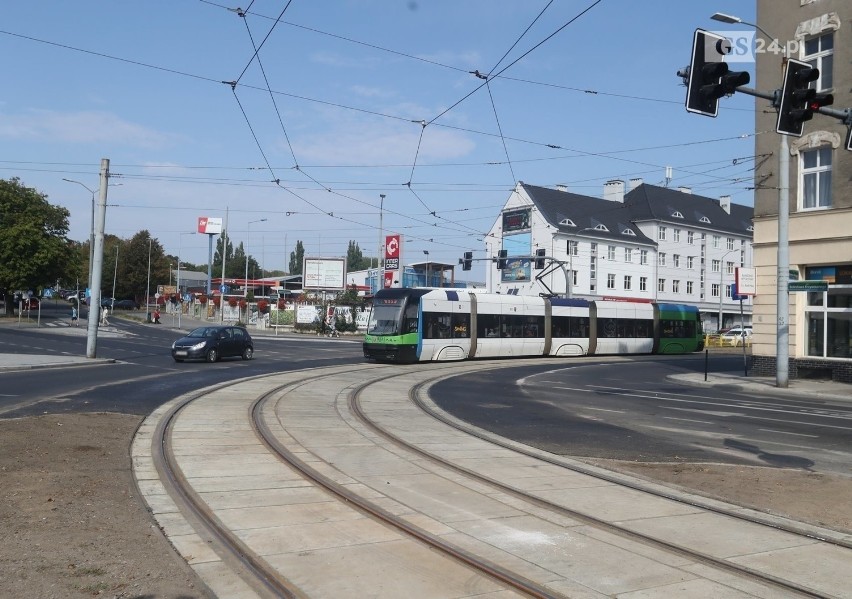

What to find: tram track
left=142, top=360, right=851, bottom=598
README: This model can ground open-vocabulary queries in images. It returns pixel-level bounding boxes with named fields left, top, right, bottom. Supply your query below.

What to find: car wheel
left=242, top=347, right=253, bottom=360
left=206, top=348, right=218, bottom=363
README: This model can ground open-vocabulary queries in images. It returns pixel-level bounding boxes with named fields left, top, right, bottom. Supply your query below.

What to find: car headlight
left=190, top=341, right=207, bottom=351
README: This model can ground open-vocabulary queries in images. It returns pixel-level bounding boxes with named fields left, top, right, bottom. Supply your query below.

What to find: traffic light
left=462, top=251, right=473, bottom=271
left=776, top=58, right=832, bottom=136
left=496, top=249, right=508, bottom=270
left=534, top=248, right=546, bottom=269
left=685, top=29, right=750, bottom=117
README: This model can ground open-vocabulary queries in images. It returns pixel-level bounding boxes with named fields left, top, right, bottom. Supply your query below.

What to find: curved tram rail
left=145, top=362, right=849, bottom=598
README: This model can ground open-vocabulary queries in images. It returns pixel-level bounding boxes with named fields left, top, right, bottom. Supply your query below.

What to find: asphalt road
left=430, top=355, right=852, bottom=477
left=0, top=301, right=364, bottom=418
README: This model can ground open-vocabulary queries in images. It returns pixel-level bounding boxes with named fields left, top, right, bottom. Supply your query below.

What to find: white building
left=485, top=180, right=754, bottom=332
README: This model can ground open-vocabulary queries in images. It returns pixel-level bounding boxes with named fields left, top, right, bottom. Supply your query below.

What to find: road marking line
left=758, top=428, right=819, bottom=438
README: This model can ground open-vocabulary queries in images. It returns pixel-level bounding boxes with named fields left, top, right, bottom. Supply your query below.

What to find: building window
left=607, top=273, right=616, bottom=289
left=686, top=281, right=694, bottom=294
left=713, top=235, right=720, bottom=249
left=804, top=32, right=833, bottom=91
left=658, top=279, right=665, bottom=293
left=624, top=275, right=632, bottom=290
left=726, top=261, right=735, bottom=275
left=658, top=226, right=667, bottom=241
left=568, top=240, right=578, bottom=256
left=687, top=231, right=694, bottom=245
left=608, top=245, right=616, bottom=261
left=725, top=284, right=732, bottom=299
left=658, top=253, right=666, bottom=266
left=673, top=229, right=681, bottom=243
left=672, top=280, right=680, bottom=294
left=711, top=283, right=720, bottom=298
left=801, top=147, right=832, bottom=209
left=624, top=248, right=632, bottom=263
left=712, top=259, right=721, bottom=273
left=805, top=284, right=852, bottom=359
left=687, top=256, right=694, bottom=269
left=639, top=277, right=647, bottom=292
left=640, top=250, right=648, bottom=265
left=726, top=238, right=734, bottom=250
left=673, top=254, right=680, bottom=268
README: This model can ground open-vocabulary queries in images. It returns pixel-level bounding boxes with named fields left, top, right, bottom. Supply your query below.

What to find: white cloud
left=0, top=109, right=178, bottom=149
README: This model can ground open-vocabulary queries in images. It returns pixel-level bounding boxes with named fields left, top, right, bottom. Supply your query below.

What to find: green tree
left=121, top=231, right=166, bottom=306
left=0, top=178, right=75, bottom=313
left=346, top=240, right=372, bottom=271
left=289, top=240, right=305, bottom=275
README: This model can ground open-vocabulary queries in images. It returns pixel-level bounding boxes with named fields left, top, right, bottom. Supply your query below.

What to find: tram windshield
left=366, top=298, right=404, bottom=335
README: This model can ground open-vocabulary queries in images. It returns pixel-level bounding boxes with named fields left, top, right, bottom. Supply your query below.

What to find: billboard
left=197, top=217, right=223, bottom=234
left=303, top=257, right=346, bottom=291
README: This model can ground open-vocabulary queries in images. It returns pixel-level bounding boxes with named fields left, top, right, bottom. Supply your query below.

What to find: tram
left=363, top=288, right=704, bottom=363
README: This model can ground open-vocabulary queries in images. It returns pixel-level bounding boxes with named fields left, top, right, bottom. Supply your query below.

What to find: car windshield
left=186, top=327, right=221, bottom=338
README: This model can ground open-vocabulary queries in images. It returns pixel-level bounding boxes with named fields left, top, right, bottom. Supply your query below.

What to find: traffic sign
left=788, top=280, right=828, bottom=292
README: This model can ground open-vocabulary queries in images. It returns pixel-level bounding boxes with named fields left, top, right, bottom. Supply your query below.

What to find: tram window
left=424, top=313, right=452, bottom=339
left=574, top=317, right=589, bottom=337
left=635, top=319, right=652, bottom=338
left=552, top=316, right=569, bottom=337
left=660, top=319, right=696, bottom=338
left=452, top=313, right=470, bottom=338
left=618, top=319, right=636, bottom=338
left=403, top=304, right=419, bottom=333
left=503, top=314, right=524, bottom=337
left=600, top=318, right=618, bottom=338
left=477, top=313, right=500, bottom=338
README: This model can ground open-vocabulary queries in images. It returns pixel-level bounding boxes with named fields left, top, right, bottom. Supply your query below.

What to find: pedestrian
left=153, top=308, right=160, bottom=324
left=71, top=305, right=78, bottom=327
left=101, top=306, right=109, bottom=326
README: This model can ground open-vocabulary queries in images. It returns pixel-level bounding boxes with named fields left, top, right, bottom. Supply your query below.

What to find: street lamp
left=423, top=250, right=429, bottom=286
left=62, top=178, right=96, bottom=295
left=718, top=249, right=739, bottom=332
left=711, top=11, right=788, bottom=386
left=177, top=231, right=196, bottom=328
left=245, top=219, right=266, bottom=298
left=378, top=194, right=385, bottom=293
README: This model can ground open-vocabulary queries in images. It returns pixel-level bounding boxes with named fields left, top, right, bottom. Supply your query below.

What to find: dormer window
left=559, top=218, right=576, bottom=227
left=671, top=211, right=684, bottom=219
left=594, top=224, right=609, bottom=232
left=746, top=225, right=754, bottom=232
left=699, top=216, right=711, bottom=223
left=621, top=228, right=636, bottom=236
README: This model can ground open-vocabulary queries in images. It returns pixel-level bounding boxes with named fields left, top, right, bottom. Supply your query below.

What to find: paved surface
left=5, top=315, right=852, bottom=597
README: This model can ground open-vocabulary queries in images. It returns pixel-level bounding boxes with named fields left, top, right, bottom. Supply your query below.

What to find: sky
left=1, top=0, right=762, bottom=280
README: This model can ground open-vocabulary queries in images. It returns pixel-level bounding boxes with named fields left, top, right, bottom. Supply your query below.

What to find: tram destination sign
left=788, top=280, right=828, bottom=292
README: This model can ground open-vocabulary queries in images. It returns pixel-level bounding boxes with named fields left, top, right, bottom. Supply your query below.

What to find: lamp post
left=718, top=249, right=739, bottom=332
left=244, top=219, right=267, bottom=298
left=145, top=238, right=152, bottom=322
left=378, top=194, right=385, bottom=293
left=423, top=250, right=429, bottom=287
left=711, top=11, right=788, bottom=386
left=178, top=231, right=196, bottom=329
left=62, top=178, right=96, bottom=296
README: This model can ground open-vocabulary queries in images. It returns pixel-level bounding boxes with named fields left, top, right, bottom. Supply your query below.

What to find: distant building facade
left=753, top=0, right=852, bottom=381
left=485, top=181, right=754, bottom=332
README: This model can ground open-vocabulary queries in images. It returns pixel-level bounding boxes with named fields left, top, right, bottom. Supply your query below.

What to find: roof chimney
left=556, top=184, right=568, bottom=192
left=603, top=180, right=625, bottom=203
left=719, top=195, right=731, bottom=214
left=628, top=178, right=643, bottom=191
left=677, top=186, right=692, bottom=194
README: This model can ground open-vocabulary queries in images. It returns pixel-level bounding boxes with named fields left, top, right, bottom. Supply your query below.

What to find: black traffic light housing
left=462, top=251, right=473, bottom=271
left=776, top=58, right=832, bottom=136
left=685, top=29, right=750, bottom=117
left=496, top=249, right=508, bottom=270
left=534, top=248, right=546, bottom=269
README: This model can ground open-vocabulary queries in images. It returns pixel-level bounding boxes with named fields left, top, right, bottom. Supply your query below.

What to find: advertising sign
left=734, top=267, right=756, bottom=296
left=502, top=209, right=531, bottom=233
left=384, top=234, right=401, bottom=261
left=197, top=217, right=223, bottom=234
left=383, top=271, right=395, bottom=288
left=303, top=258, right=346, bottom=290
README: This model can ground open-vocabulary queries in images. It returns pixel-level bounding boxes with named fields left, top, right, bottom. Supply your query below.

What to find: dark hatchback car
left=171, top=325, right=254, bottom=363
left=112, top=299, right=139, bottom=310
